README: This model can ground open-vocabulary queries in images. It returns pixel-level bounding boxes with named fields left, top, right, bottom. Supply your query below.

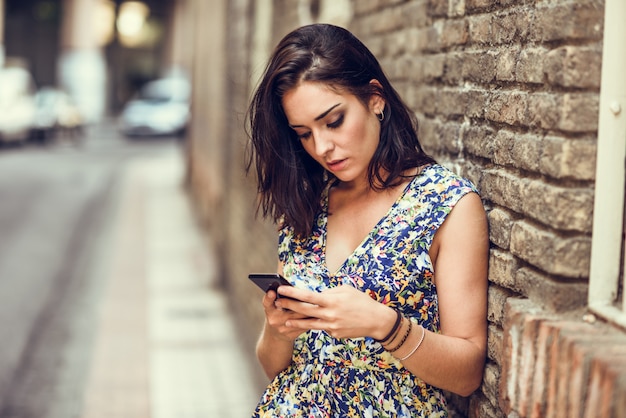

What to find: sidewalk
left=81, top=148, right=261, bottom=417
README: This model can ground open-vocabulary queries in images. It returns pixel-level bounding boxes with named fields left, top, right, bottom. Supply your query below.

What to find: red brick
left=530, top=322, right=560, bottom=418
left=555, top=326, right=626, bottom=418
left=499, top=299, right=549, bottom=414
left=585, top=356, right=626, bottom=418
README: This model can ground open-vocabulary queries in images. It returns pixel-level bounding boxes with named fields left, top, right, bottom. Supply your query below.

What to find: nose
left=313, top=131, right=334, bottom=157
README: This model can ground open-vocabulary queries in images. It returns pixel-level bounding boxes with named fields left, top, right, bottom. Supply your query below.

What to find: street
left=0, top=126, right=248, bottom=417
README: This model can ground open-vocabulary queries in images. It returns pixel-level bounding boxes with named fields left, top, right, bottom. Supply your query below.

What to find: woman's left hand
left=275, top=284, right=396, bottom=340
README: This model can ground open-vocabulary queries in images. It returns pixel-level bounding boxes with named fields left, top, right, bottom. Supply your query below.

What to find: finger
left=274, top=297, right=319, bottom=318
left=277, top=286, right=323, bottom=306
left=285, top=317, right=325, bottom=331
left=262, top=290, right=278, bottom=309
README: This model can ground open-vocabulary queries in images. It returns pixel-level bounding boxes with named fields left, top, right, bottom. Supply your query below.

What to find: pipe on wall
left=589, top=0, right=626, bottom=326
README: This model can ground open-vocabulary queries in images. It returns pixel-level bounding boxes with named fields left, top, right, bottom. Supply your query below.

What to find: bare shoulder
left=430, top=192, right=488, bottom=264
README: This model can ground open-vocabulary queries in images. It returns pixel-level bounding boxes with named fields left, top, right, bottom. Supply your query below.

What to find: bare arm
left=390, top=192, right=488, bottom=395
left=255, top=264, right=309, bottom=380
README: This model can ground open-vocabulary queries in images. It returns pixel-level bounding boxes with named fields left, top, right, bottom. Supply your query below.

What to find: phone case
left=248, top=273, right=292, bottom=294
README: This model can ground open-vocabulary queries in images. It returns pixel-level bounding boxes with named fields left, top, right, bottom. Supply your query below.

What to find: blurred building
left=0, top=0, right=189, bottom=123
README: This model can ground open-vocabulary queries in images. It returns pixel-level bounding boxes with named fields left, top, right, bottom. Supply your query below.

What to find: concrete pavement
left=80, top=147, right=261, bottom=417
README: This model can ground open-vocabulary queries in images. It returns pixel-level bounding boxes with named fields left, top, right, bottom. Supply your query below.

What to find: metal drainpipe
left=589, top=0, right=626, bottom=322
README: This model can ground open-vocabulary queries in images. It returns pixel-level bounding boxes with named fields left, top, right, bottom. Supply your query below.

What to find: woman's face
left=281, top=81, right=384, bottom=186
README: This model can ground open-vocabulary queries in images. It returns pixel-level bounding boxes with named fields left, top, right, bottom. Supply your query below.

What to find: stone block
left=483, top=361, right=501, bottom=409
left=488, top=323, right=503, bottom=365
left=519, top=180, right=594, bottom=233
left=491, top=10, right=521, bottom=45
left=527, top=92, right=560, bottom=130
left=545, top=45, right=602, bottom=89
left=428, top=0, right=449, bottom=17
left=480, top=168, right=524, bottom=213
left=492, top=130, right=541, bottom=172
left=465, top=0, right=498, bottom=13
left=441, top=18, right=469, bottom=48
left=422, top=23, right=443, bottom=53
left=443, top=52, right=465, bottom=84
left=515, top=267, right=588, bottom=312
left=486, top=91, right=528, bottom=127
left=539, top=137, right=597, bottom=181
left=488, top=284, right=513, bottom=326
left=468, top=13, right=492, bottom=44
left=495, top=47, right=519, bottom=82
left=509, top=221, right=591, bottom=278
left=558, top=93, right=599, bottom=133
left=437, top=89, right=468, bottom=116
left=422, top=53, right=446, bottom=81
left=487, top=206, right=514, bottom=249
left=489, top=248, right=519, bottom=290
left=535, top=2, right=604, bottom=42
left=417, top=117, right=443, bottom=154
left=463, top=125, right=495, bottom=159
left=465, top=89, right=489, bottom=119
left=441, top=121, right=462, bottom=153
left=462, top=50, right=497, bottom=83
left=515, top=47, right=546, bottom=84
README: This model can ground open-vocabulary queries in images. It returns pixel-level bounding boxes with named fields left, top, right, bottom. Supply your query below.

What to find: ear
left=368, top=79, right=386, bottom=114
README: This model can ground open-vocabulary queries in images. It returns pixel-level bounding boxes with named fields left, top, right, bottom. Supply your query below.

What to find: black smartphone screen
left=248, top=273, right=293, bottom=294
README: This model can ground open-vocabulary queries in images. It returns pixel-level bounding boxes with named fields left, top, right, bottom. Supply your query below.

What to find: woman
left=246, top=23, right=488, bottom=417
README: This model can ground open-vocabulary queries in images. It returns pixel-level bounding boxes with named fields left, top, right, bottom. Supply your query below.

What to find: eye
left=296, top=131, right=312, bottom=140
left=327, top=114, right=344, bottom=129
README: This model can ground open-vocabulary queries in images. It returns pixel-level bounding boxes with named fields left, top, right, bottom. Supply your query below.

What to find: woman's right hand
left=256, top=286, right=310, bottom=379
left=262, top=288, right=310, bottom=342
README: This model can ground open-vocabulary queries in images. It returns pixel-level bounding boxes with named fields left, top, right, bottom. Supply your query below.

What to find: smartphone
left=248, top=273, right=293, bottom=298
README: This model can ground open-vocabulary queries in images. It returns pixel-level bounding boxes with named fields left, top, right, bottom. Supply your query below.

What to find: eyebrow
left=289, top=103, right=341, bottom=128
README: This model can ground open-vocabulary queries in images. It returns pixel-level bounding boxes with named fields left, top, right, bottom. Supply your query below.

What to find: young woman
left=246, top=23, right=488, bottom=417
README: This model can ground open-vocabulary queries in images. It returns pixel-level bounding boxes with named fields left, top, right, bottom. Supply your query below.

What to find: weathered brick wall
left=349, top=0, right=624, bottom=416
left=186, top=0, right=626, bottom=415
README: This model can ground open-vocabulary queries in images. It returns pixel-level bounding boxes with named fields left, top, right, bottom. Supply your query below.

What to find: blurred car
left=119, top=77, right=191, bottom=137
left=31, top=87, right=84, bottom=144
left=0, top=67, right=36, bottom=144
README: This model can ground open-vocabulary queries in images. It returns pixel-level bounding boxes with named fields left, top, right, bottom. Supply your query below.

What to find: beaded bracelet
left=387, top=319, right=413, bottom=352
left=374, top=310, right=402, bottom=343
left=399, top=325, right=426, bottom=361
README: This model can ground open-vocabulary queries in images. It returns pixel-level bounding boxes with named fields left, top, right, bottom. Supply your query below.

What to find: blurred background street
left=0, top=0, right=274, bottom=415
left=0, top=124, right=262, bottom=417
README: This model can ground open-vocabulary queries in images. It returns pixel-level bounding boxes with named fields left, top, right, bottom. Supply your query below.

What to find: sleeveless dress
left=253, top=164, right=478, bottom=418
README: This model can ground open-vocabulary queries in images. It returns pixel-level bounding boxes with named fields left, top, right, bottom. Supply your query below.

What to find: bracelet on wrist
left=399, top=325, right=426, bottom=361
left=374, top=309, right=402, bottom=343
left=387, top=319, right=413, bottom=352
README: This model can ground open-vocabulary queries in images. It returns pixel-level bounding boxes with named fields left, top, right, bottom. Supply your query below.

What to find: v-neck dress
left=252, top=164, right=478, bottom=418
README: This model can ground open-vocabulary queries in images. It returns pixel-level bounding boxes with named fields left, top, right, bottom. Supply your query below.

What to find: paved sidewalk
left=81, top=148, right=261, bottom=417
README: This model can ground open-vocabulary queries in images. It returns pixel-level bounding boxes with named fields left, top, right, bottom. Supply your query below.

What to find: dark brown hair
left=246, top=24, right=434, bottom=237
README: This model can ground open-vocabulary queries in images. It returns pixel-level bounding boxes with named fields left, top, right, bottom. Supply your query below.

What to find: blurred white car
left=0, top=67, right=36, bottom=144
left=32, top=87, right=83, bottom=143
left=119, top=77, right=190, bottom=137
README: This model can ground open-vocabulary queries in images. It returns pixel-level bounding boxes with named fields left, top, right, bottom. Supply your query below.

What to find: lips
left=326, top=159, right=346, bottom=172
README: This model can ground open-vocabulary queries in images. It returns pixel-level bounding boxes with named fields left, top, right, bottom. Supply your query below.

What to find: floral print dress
left=253, top=164, right=477, bottom=418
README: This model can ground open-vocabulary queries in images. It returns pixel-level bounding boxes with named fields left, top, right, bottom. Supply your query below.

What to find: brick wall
left=347, top=0, right=624, bottom=416
left=185, top=0, right=626, bottom=415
